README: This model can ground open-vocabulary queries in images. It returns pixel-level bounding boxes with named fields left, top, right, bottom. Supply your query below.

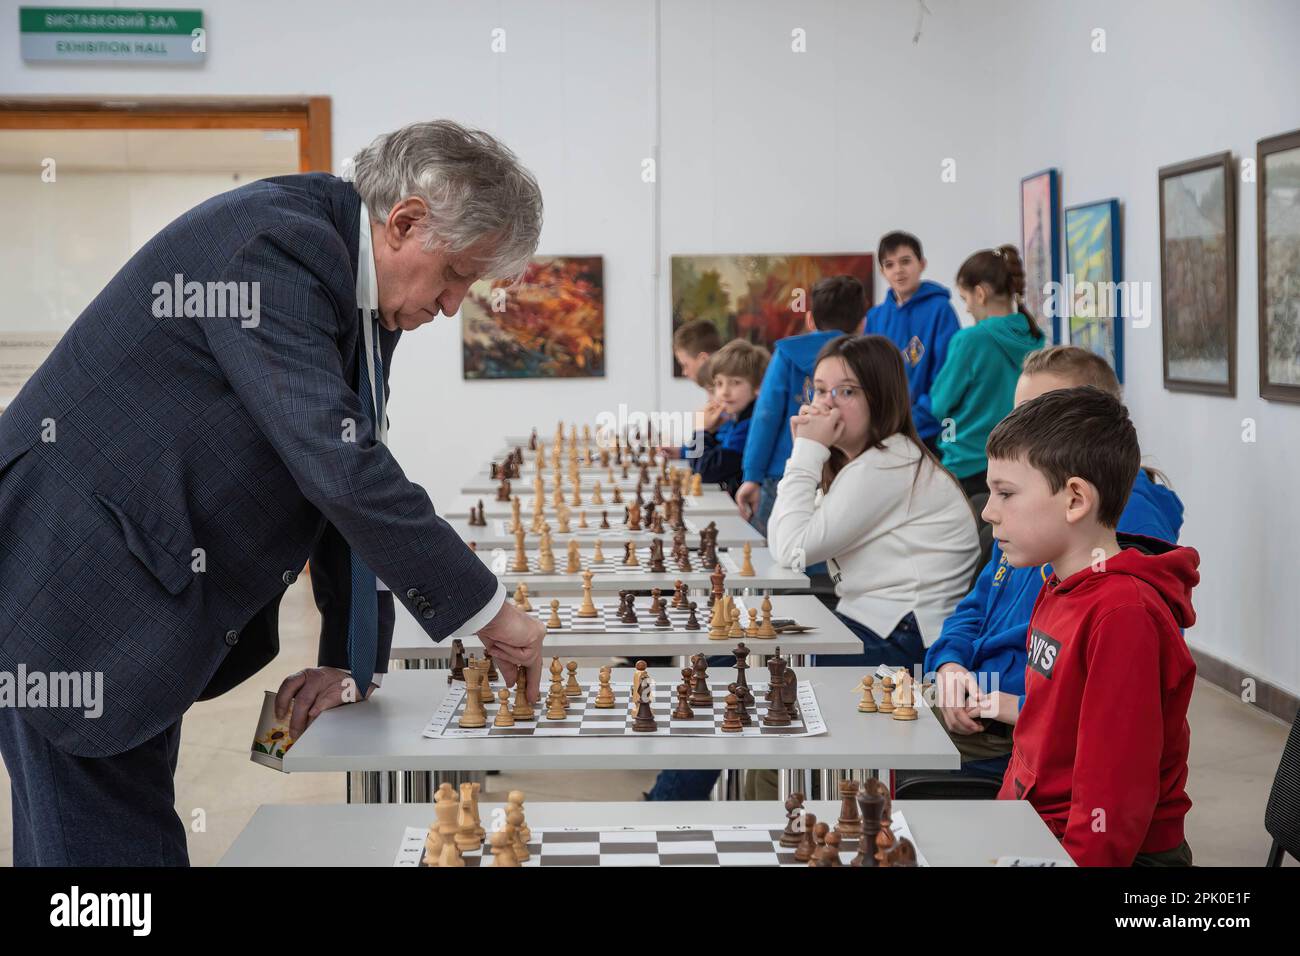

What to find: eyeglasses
left=803, top=378, right=862, bottom=405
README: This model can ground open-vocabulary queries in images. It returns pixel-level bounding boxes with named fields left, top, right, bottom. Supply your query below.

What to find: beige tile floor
left=0, top=575, right=1293, bottom=867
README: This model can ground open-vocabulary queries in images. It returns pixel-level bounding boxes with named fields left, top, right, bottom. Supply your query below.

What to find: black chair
left=893, top=772, right=1002, bottom=800
left=1265, top=707, right=1300, bottom=865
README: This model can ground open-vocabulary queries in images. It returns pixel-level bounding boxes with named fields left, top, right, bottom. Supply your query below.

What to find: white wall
left=0, top=170, right=291, bottom=330
left=984, top=0, right=1300, bottom=696
left=3, top=0, right=1297, bottom=693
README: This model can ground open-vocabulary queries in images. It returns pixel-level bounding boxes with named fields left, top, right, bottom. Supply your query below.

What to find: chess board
left=394, top=815, right=927, bottom=866
left=485, top=545, right=737, bottom=577
left=526, top=596, right=763, bottom=634
left=424, top=678, right=827, bottom=738
left=490, top=517, right=701, bottom=538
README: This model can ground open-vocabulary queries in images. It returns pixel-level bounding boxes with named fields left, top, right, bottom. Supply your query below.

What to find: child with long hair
left=929, top=244, right=1046, bottom=498
left=767, top=334, right=980, bottom=669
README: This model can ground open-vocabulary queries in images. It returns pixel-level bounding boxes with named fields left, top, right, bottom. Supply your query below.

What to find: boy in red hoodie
left=980, top=386, right=1198, bottom=866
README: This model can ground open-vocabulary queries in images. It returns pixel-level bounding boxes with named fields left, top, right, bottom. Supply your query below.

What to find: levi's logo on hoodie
left=1027, top=628, right=1062, bottom=679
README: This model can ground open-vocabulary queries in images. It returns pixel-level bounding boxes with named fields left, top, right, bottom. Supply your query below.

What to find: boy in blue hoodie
left=690, top=339, right=768, bottom=497
left=923, top=347, right=1184, bottom=779
left=735, top=275, right=864, bottom=534
left=862, top=231, right=961, bottom=456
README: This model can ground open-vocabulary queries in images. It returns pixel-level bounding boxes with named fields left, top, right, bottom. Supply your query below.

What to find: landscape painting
left=670, top=253, right=874, bottom=375
left=1021, top=169, right=1061, bottom=342
left=1257, top=129, right=1300, bottom=403
left=1159, top=152, right=1236, bottom=396
left=462, top=256, right=605, bottom=380
left=1064, top=198, right=1123, bottom=381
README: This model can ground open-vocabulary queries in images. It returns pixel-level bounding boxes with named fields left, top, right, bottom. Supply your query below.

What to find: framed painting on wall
left=1020, top=168, right=1061, bottom=343
left=1257, top=128, right=1300, bottom=404
left=669, top=253, right=874, bottom=375
left=1064, top=198, right=1123, bottom=382
left=461, top=256, right=605, bottom=380
left=1158, top=151, right=1236, bottom=396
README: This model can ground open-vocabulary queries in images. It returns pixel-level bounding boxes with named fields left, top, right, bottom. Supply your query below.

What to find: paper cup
left=250, top=690, right=294, bottom=772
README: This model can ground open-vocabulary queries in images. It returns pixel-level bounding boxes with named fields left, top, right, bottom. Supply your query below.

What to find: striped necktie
left=346, top=310, right=384, bottom=695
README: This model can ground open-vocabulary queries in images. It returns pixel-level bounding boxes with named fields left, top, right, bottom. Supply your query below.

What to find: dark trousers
left=0, top=706, right=189, bottom=866
left=812, top=611, right=927, bottom=669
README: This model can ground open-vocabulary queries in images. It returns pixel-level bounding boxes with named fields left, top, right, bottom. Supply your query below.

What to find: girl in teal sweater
left=930, top=244, right=1046, bottom=497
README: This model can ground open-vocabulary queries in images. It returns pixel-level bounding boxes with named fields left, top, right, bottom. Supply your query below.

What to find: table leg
left=347, top=770, right=399, bottom=804
left=429, top=770, right=488, bottom=798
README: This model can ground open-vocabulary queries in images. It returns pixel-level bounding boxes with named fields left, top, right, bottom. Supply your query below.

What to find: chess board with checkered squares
left=393, top=814, right=927, bottom=866
left=493, top=493, right=713, bottom=518
left=423, top=677, right=826, bottom=738
left=489, top=516, right=702, bottom=538
left=486, top=545, right=735, bottom=578
left=526, top=595, right=755, bottom=633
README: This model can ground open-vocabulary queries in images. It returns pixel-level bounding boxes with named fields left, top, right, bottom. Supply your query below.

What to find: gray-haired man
left=0, top=121, right=546, bottom=865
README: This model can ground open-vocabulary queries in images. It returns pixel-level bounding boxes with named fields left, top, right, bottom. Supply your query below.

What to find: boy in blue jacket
left=735, top=275, right=864, bottom=533
left=924, top=347, right=1184, bottom=779
left=862, top=231, right=961, bottom=456
left=690, top=339, right=768, bottom=498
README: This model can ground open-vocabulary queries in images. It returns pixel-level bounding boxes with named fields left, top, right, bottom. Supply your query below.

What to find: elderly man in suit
left=0, top=120, right=547, bottom=865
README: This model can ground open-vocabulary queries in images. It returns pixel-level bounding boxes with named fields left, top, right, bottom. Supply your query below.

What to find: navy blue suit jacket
left=0, top=173, right=498, bottom=757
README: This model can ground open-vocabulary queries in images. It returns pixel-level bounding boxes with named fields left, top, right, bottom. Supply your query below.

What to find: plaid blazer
left=0, top=173, right=498, bottom=757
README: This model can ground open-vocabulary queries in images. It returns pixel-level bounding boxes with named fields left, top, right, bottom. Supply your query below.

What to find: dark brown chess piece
left=732, top=643, right=752, bottom=702
left=762, top=654, right=792, bottom=726
left=720, top=692, right=743, bottom=733
left=818, top=832, right=844, bottom=866
left=676, top=543, right=693, bottom=572
left=708, top=564, right=724, bottom=609
left=727, top=682, right=752, bottom=726
left=632, top=679, right=657, bottom=733
left=883, top=837, right=919, bottom=867
left=485, top=653, right=499, bottom=683
left=655, top=601, right=671, bottom=628
left=852, top=787, right=885, bottom=868
left=685, top=601, right=700, bottom=631
left=496, top=478, right=511, bottom=502
left=649, top=538, right=666, bottom=573
left=780, top=792, right=805, bottom=847
left=689, top=654, right=712, bottom=706
left=671, top=579, right=685, bottom=608
left=622, top=594, right=638, bottom=624
left=793, top=812, right=817, bottom=863
left=672, top=670, right=694, bottom=719
left=600, top=510, right=610, bottom=529
left=448, top=638, right=467, bottom=684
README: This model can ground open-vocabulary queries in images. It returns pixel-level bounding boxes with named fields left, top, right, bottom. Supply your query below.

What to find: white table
left=219, top=800, right=1073, bottom=867
left=445, top=490, right=740, bottom=519
left=444, top=512, right=764, bottom=550
left=389, top=594, right=860, bottom=662
left=283, top=667, right=959, bottom=804
left=467, top=544, right=808, bottom=595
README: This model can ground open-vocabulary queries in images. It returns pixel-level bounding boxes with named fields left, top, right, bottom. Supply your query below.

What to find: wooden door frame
left=0, top=95, right=331, bottom=172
